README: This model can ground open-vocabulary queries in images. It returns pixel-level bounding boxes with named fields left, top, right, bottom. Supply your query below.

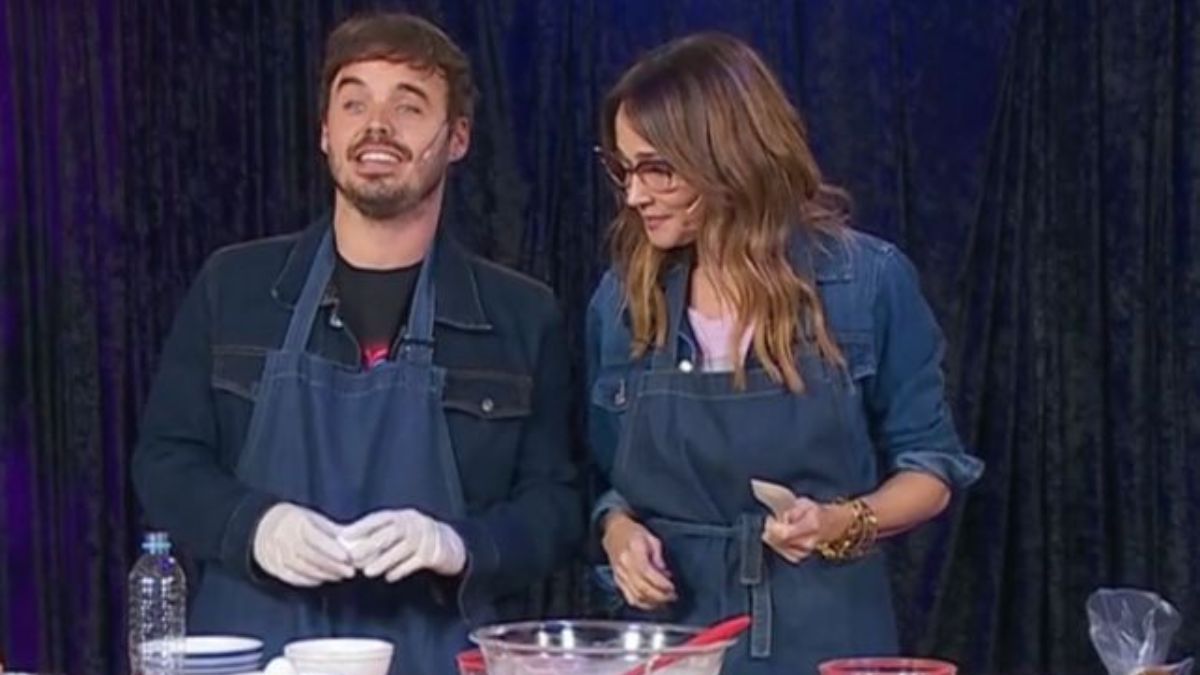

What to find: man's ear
left=448, top=116, right=471, bottom=162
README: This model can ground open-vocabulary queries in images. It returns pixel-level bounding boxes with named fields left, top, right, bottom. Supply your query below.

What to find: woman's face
left=610, top=105, right=703, bottom=250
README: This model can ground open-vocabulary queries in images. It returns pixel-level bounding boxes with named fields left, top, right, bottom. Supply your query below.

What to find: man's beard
left=332, top=164, right=443, bottom=220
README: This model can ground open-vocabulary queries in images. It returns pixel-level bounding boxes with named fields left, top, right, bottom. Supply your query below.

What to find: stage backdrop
left=2, top=1, right=1197, bottom=673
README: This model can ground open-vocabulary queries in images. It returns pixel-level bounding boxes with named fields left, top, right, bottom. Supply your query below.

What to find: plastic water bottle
left=128, top=532, right=186, bottom=675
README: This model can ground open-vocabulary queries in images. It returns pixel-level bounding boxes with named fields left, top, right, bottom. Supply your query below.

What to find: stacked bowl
left=182, top=636, right=264, bottom=675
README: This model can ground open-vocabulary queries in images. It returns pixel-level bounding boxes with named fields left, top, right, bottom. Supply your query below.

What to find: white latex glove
left=253, top=503, right=355, bottom=587
left=340, top=509, right=466, bottom=582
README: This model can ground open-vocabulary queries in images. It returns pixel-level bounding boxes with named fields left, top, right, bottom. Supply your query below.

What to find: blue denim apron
left=611, top=264, right=899, bottom=675
left=190, top=231, right=474, bottom=675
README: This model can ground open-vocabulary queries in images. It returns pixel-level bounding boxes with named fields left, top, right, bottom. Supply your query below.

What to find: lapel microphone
left=413, top=121, right=449, bottom=163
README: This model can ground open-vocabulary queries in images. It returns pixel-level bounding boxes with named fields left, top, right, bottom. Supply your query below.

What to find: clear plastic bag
left=1087, top=588, right=1194, bottom=675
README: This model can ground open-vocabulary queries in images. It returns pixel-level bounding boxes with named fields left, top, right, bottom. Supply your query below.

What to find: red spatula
left=621, top=614, right=751, bottom=675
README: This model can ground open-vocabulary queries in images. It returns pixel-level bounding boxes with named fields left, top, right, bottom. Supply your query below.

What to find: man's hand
left=253, top=503, right=354, bottom=587
left=341, top=509, right=466, bottom=582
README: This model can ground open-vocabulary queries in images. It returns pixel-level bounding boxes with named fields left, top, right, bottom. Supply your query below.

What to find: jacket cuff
left=450, top=517, right=503, bottom=627
left=892, top=449, right=985, bottom=489
left=588, top=490, right=632, bottom=563
left=590, top=489, right=633, bottom=530
left=218, top=490, right=280, bottom=582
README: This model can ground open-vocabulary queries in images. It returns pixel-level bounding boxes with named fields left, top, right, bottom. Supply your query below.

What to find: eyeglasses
left=594, top=146, right=679, bottom=193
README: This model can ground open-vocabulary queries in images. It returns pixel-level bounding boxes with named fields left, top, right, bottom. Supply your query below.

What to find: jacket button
left=480, top=398, right=495, bottom=414
left=678, top=359, right=694, bottom=373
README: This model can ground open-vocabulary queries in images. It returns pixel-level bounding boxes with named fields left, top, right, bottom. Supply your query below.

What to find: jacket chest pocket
left=590, top=369, right=632, bottom=414
left=442, top=369, right=533, bottom=491
left=211, top=345, right=267, bottom=401
left=209, top=345, right=268, bottom=467
left=442, top=369, right=533, bottom=419
left=588, top=366, right=636, bottom=477
left=836, top=331, right=878, bottom=387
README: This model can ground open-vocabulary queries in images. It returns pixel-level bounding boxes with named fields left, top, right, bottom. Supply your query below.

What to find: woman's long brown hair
left=601, top=33, right=849, bottom=391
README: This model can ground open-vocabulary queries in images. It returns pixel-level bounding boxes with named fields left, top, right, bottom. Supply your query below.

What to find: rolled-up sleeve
left=866, top=248, right=983, bottom=489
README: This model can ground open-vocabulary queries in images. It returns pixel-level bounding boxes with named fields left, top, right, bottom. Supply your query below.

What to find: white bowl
left=283, top=638, right=393, bottom=675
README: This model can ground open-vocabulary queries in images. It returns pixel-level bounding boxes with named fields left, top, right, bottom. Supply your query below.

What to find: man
left=132, top=12, right=582, bottom=674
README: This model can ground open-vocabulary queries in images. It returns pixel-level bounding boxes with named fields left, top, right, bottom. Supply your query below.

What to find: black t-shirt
left=333, top=253, right=422, bottom=368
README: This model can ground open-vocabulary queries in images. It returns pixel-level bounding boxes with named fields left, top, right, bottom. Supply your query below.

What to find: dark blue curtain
left=3, top=1, right=1197, bottom=673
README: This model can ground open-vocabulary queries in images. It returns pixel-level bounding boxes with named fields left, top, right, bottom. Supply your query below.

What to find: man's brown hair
left=319, top=12, right=476, bottom=122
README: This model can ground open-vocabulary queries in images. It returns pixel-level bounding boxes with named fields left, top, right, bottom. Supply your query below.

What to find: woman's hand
left=762, top=497, right=854, bottom=563
left=601, top=511, right=677, bottom=610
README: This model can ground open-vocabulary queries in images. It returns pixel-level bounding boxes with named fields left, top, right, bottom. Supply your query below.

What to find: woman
left=586, top=33, right=983, bottom=674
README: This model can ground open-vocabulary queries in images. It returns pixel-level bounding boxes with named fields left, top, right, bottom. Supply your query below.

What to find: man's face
left=321, top=59, right=470, bottom=220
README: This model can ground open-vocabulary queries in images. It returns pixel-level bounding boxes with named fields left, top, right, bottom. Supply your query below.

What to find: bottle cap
left=143, top=531, right=171, bottom=555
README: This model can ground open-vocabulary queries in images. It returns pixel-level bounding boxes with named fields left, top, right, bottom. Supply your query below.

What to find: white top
left=687, top=308, right=754, bottom=373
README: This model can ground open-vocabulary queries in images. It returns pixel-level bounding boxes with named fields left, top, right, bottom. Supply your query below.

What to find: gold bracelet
left=816, top=498, right=878, bottom=561
left=816, top=500, right=863, bottom=560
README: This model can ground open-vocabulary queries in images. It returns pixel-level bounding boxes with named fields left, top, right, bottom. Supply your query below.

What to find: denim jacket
left=586, top=228, right=983, bottom=523
left=132, top=217, right=583, bottom=622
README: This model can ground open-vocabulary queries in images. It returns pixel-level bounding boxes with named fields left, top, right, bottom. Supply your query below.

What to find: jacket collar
left=270, top=215, right=492, bottom=331
left=661, top=227, right=855, bottom=287
left=787, top=227, right=854, bottom=283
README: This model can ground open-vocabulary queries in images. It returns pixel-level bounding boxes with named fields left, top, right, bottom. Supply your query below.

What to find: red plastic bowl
left=456, top=648, right=487, bottom=675
left=818, top=657, right=957, bottom=675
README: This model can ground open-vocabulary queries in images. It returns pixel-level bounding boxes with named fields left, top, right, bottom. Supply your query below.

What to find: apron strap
left=395, top=236, right=439, bottom=367
left=737, top=513, right=772, bottom=659
left=282, top=230, right=336, bottom=354
left=646, top=514, right=774, bottom=660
